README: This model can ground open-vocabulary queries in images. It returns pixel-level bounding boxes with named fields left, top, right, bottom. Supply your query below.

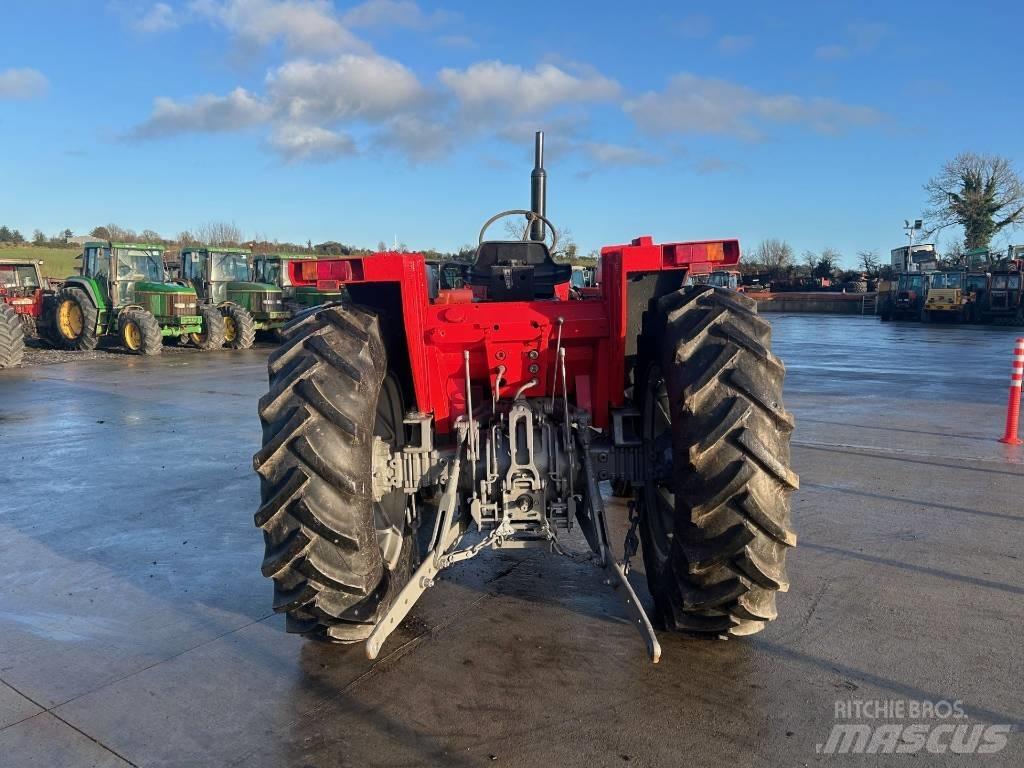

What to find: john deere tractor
left=46, top=241, right=221, bottom=355
left=180, top=247, right=289, bottom=349
left=254, top=252, right=345, bottom=312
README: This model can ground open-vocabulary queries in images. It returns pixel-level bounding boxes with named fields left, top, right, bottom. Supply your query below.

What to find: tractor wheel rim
left=373, top=375, right=407, bottom=571
left=224, top=316, right=236, bottom=342
left=189, top=332, right=206, bottom=345
left=58, top=300, right=83, bottom=338
left=124, top=322, right=142, bottom=350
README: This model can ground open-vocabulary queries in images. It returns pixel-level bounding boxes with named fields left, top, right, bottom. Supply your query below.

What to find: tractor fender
left=217, top=300, right=242, bottom=310
left=114, top=305, right=145, bottom=326
left=61, top=276, right=107, bottom=311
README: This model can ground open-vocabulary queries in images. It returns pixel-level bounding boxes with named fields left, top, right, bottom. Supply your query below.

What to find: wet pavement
left=1, top=315, right=1022, bottom=767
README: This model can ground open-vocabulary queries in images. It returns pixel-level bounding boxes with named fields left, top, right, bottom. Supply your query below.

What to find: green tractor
left=253, top=252, right=345, bottom=312
left=47, top=241, right=221, bottom=355
left=179, top=247, right=289, bottom=349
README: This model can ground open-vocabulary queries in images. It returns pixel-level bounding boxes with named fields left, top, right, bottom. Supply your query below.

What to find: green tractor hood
left=135, top=281, right=198, bottom=296
left=226, top=281, right=282, bottom=293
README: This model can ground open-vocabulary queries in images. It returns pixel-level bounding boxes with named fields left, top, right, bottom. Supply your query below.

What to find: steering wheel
left=477, top=209, right=558, bottom=253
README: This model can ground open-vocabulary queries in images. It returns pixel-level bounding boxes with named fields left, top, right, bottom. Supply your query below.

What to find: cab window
left=93, top=248, right=110, bottom=283
left=16, top=265, right=39, bottom=288
left=0, top=265, right=16, bottom=287
left=966, top=275, right=988, bottom=292
left=182, top=252, right=205, bottom=282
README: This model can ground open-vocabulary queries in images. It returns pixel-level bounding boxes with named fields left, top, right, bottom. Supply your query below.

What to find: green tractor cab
left=180, top=247, right=288, bottom=349
left=254, top=253, right=345, bottom=311
left=44, top=241, right=221, bottom=355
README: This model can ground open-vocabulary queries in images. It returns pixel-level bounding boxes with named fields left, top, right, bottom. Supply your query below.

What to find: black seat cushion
left=465, top=241, right=572, bottom=300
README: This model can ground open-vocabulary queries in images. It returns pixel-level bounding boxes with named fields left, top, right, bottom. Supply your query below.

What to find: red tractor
left=253, top=133, right=797, bottom=662
left=0, top=258, right=51, bottom=368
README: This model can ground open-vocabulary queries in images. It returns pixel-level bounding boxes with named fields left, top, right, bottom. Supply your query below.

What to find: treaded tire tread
left=0, top=303, right=25, bottom=368
left=638, top=285, right=797, bottom=637
left=223, top=303, right=256, bottom=349
left=253, top=303, right=409, bottom=641
left=195, top=304, right=226, bottom=350
left=120, top=308, right=163, bottom=356
left=55, top=286, right=99, bottom=350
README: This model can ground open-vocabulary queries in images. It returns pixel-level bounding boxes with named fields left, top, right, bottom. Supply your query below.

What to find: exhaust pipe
left=530, top=131, right=546, bottom=241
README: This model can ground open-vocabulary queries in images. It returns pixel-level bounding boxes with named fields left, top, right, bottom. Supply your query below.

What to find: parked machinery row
left=0, top=244, right=344, bottom=367
left=877, top=258, right=1024, bottom=324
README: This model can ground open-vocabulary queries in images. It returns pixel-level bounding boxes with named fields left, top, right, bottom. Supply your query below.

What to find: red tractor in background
left=253, top=133, right=797, bottom=662
left=0, top=258, right=51, bottom=368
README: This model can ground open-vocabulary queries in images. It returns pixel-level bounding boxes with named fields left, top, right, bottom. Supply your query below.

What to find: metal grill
left=137, top=292, right=198, bottom=318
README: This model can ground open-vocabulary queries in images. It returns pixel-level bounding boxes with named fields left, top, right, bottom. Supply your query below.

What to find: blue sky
left=2, top=0, right=1021, bottom=265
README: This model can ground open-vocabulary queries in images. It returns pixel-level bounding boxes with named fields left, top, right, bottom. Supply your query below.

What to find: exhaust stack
left=530, top=131, right=546, bottom=242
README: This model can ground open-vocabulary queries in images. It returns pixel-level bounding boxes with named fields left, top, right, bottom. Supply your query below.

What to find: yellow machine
left=923, top=269, right=970, bottom=321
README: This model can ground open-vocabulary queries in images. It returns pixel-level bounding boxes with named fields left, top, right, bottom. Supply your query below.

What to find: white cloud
left=189, top=0, right=367, bottom=53
left=677, top=13, right=713, bottom=39
left=625, top=73, right=882, bottom=139
left=582, top=142, right=661, bottom=167
left=134, top=2, right=179, bottom=33
left=269, top=124, right=356, bottom=162
left=574, top=141, right=663, bottom=178
left=718, top=34, right=753, bottom=54
left=342, top=0, right=453, bottom=29
left=0, top=67, right=48, bottom=100
left=436, top=33, right=476, bottom=49
left=847, top=21, right=888, bottom=51
left=816, top=20, right=888, bottom=61
left=440, top=61, right=620, bottom=117
left=129, top=87, right=271, bottom=138
left=374, top=115, right=452, bottom=162
left=267, top=54, right=427, bottom=122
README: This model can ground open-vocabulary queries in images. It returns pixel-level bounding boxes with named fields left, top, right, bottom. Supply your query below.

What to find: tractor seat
left=464, top=241, right=571, bottom=300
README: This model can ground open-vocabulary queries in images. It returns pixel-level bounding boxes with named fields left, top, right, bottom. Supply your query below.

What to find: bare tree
left=194, top=220, right=243, bottom=246
left=140, top=229, right=162, bottom=243
left=940, top=239, right=967, bottom=267
left=503, top=217, right=529, bottom=239
left=751, top=238, right=793, bottom=278
left=924, top=152, right=1024, bottom=249
left=857, top=249, right=880, bottom=276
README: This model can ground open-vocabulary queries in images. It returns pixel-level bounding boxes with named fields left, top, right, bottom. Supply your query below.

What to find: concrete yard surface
left=0, top=315, right=1022, bottom=766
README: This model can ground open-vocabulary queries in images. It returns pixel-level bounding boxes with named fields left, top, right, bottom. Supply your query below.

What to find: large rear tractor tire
left=191, top=304, right=226, bottom=351
left=119, top=309, right=162, bottom=356
left=253, top=304, right=416, bottom=641
left=0, top=303, right=25, bottom=368
left=222, top=304, right=256, bottom=350
left=635, top=285, right=797, bottom=637
left=54, top=286, right=99, bottom=350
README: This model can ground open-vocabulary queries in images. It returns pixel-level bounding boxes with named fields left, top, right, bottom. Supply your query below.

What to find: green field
left=0, top=245, right=80, bottom=279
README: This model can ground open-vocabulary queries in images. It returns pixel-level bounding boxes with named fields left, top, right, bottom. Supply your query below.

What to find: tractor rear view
left=252, top=132, right=797, bottom=661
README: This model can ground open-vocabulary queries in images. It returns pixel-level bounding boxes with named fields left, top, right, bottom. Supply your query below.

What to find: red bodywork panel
left=0, top=288, right=45, bottom=318
left=288, top=236, right=739, bottom=435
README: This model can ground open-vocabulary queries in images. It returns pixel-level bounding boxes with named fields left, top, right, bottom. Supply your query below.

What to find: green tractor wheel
left=192, top=304, right=226, bottom=351
left=221, top=303, right=256, bottom=350
left=54, top=286, right=99, bottom=350
left=119, top=309, right=162, bottom=356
